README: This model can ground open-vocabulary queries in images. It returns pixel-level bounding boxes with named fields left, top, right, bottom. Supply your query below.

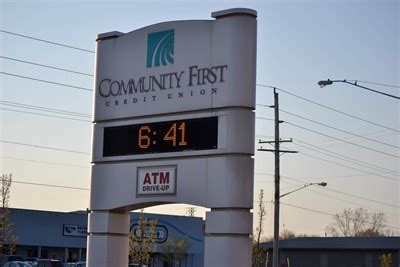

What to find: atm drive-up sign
left=137, top=166, right=177, bottom=196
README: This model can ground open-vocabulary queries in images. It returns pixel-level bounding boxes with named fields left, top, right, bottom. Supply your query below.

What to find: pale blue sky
left=0, top=0, right=399, bottom=236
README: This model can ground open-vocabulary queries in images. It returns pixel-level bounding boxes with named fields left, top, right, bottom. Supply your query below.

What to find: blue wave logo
left=147, top=29, right=174, bottom=68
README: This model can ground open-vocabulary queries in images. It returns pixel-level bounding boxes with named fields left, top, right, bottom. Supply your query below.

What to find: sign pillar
left=87, top=211, right=130, bottom=266
left=204, top=209, right=253, bottom=266
left=203, top=10, right=256, bottom=267
left=88, top=8, right=257, bottom=267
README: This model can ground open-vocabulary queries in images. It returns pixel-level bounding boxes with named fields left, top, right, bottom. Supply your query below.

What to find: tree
left=379, top=253, right=392, bottom=267
left=326, top=208, right=387, bottom=237
left=280, top=229, right=296, bottom=240
left=252, top=189, right=267, bottom=267
left=161, top=236, right=191, bottom=267
left=0, top=173, right=17, bottom=256
left=129, top=210, right=158, bottom=265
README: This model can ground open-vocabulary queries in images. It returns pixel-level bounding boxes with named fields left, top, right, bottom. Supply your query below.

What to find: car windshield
left=3, top=262, right=31, bottom=267
left=8, top=256, right=24, bottom=262
left=31, top=261, right=63, bottom=267
left=41, top=263, right=62, bottom=267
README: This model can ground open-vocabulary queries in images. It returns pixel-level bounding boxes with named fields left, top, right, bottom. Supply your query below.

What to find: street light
left=317, top=79, right=400, bottom=100
left=280, top=182, right=327, bottom=198
left=271, top=181, right=326, bottom=266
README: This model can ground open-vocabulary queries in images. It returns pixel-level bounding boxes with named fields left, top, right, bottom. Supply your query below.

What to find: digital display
left=103, top=117, right=218, bottom=157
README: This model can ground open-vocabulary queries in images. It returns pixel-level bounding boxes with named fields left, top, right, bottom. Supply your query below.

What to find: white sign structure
left=88, top=8, right=257, bottom=267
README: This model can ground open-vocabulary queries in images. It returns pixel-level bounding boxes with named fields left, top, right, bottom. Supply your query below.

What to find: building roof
left=262, top=237, right=400, bottom=250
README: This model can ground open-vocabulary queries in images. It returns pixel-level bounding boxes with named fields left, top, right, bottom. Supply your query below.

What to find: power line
left=0, top=107, right=91, bottom=122
left=280, top=176, right=400, bottom=208
left=0, top=156, right=89, bottom=169
left=255, top=173, right=400, bottom=211
left=255, top=173, right=275, bottom=177
left=279, top=108, right=399, bottom=149
left=256, top=84, right=399, bottom=133
left=285, top=150, right=399, bottom=182
left=0, top=71, right=93, bottom=92
left=347, top=80, right=400, bottom=89
left=292, top=139, right=399, bottom=175
left=295, top=173, right=388, bottom=179
left=323, top=187, right=400, bottom=209
left=311, top=129, right=398, bottom=149
left=279, top=202, right=400, bottom=230
left=13, top=179, right=89, bottom=191
left=2, top=31, right=398, bottom=93
left=278, top=177, right=397, bottom=216
left=0, top=100, right=91, bottom=117
left=255, top=172, right=394, bottom=180
left=256, top=135, right=276, bottom=139
left=0, top=139, right=90, bottom=155
left=307, top=189, right=399, bottom=216
left=0, top=30, right=95, bottom=53
left=285, top=121, right=399, bottom=159
left=0, top=55, right=94, bottom=77
left=257, top=195, right=400, bottom=229
left=256, top=117, right=274, bottom=121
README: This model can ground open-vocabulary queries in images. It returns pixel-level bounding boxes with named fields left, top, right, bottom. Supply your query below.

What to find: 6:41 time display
left=138, top=122, right=188, bottom=149
left=103, top=117, right=218, bottom=157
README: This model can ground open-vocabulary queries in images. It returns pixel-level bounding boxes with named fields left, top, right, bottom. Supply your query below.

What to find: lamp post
left=271, top=181, right=326, bottom=266
left=317, top=79, right=400, bottom=100
left=280, top=182, right=327, bottom=198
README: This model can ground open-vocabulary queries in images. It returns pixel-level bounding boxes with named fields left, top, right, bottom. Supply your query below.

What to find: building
left=7, top=208, right=204, bottom=266
left=262, top=237, right=400, bottom=267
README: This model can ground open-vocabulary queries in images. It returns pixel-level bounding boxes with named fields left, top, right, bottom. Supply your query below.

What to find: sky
left=0, top=0, right=399, bottom=237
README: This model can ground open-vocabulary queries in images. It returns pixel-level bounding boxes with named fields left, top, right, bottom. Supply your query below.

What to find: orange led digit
left=138, top=126, right=151, bottom=149
left=163, top=123, right=177, bottom=146
left=178, top=122, right=187, bottom=146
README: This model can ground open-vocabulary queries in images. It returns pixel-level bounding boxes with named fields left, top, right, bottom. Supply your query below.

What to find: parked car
left=63, top=263, right=86, bottom=267
left=24, top=259, right=38, bottom=263
left=0, top=256, right=24, bottom=265
left=2, top=262, right=32, bottom=267
left=30, top=259, right=63, bottom=267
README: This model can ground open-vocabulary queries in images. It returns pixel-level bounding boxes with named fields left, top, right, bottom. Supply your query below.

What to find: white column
left=37, top=246, right=41, bottom=258
left=204, top=209, right=253, bottom=267
left=321, top=252, right=328, bottom=267
left=365, top=253, right=373, bottom=267
left=64, top=247, right=68, bottom=263
left=86, top=211, right=130, bottom=267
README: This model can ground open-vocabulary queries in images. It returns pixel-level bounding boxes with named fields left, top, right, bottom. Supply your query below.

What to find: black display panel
left=103, top=117, right=218, bottom=157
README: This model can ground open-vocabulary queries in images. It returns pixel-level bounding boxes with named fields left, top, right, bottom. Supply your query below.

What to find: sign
left=88, top=9, right=256, bottom=267
left=130, top=223, right=168, bottom=243
left=94, top=18, right=256, bottom=121
left=103, top=116, right=218, bottom=157
left=63, top=224, right=87, bottom=237
left=137, top=166, right=177, bottom=196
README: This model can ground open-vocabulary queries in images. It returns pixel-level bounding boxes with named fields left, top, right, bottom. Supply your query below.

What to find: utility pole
left=258, top=89, right=297, bottom=267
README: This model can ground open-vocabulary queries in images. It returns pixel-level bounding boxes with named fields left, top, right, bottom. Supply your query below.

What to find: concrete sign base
left=87, top=212, right=130, bottom=267
left=204, top=209, right=253, bottom=266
